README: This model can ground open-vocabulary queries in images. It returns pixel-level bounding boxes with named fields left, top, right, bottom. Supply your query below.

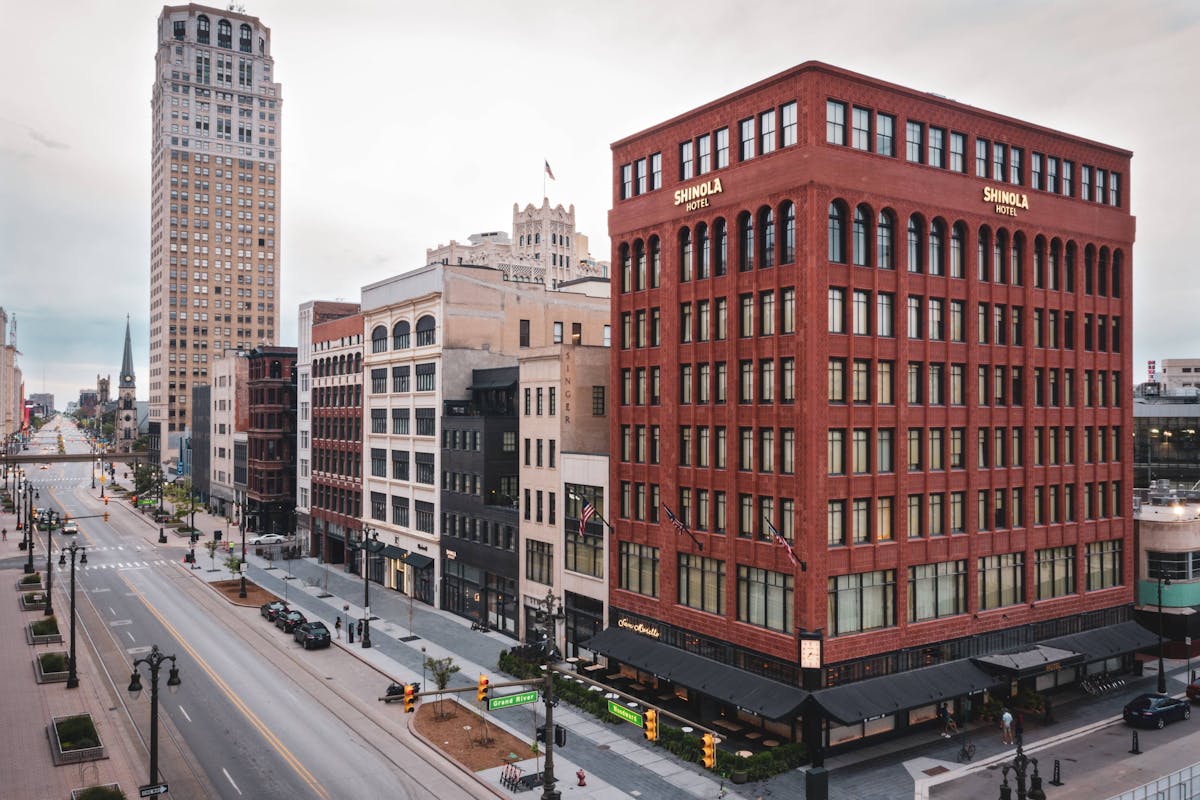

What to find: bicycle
left=956, top=733, right=976, bottom=763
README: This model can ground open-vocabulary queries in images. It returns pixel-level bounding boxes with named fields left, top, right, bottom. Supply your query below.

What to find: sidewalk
left=0, top=498, right=149, bottom=800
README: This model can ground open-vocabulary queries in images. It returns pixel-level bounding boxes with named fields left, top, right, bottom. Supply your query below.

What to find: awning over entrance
left=381, top=545, right=407, bottom=560
left=468, top=379, right=517, bottom=391
left=1040, top=620, right=1160, bottom=662
left=404, top=553, right=434, bottom=569
left=809, top=660, right=1000, bottom=726
left=584, top=627, right=808, bottom=720
left=973, top=645, right=1085, bottom=679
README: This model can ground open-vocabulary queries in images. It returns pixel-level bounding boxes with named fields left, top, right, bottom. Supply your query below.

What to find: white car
left=62, top=521, right=79, bottom=535
left=249, top=533, right=286, bottom=545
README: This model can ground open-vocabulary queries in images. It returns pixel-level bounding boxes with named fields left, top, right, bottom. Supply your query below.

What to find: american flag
left=579, top=499, right=596, bottom=537
left=544, top=159, right=556, bottom=180
left=765, top=518, right=802, bottom=569
left=663, top=504, right=688, bottom=535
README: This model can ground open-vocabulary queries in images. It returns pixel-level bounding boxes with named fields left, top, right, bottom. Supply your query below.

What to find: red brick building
left=246, top=346, right=297, bottom=535
left=601, top=62, right=1139, bottom=748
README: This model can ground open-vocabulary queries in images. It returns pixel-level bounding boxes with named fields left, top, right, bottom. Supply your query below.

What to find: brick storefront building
left=246, top=346, right=297, bottom=535
left=600, top=62, right=1142, bottom=751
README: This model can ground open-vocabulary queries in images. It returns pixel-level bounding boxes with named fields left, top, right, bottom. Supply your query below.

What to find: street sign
left=608, top=700, right=643, bottom=727
left=489, top=690, right=539, bottom=711
left=139, top=784, right=169, bottom=797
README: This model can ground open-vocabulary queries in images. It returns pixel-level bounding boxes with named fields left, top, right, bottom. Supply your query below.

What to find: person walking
left=1014, top=711, right=1024, bottom=747
left=334, top=616, right=342, bottom=640
left=1000, top=708, right=1014, bottom=745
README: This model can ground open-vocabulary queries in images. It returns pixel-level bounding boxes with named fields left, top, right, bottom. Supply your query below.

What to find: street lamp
left=348, top=525, right=383, bottom=648
left=25, top=484, right=39, bottom=575
left=128, top=645, right=181, bottom=790
left=997, top=744, right=1046, bottom=800
left=238, top=500, right=248, bottom=599
left=1156, top=568, right=1173, bottom=695
left=44, top=510, right=57, bottom=617
left=537, top=588, right=567, bottom=800
left=59, top=542, right=87, bottom=689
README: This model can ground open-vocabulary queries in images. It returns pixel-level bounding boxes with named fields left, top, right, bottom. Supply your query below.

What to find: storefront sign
left=982, top=186, right=1029, bottom=217
left=674, top=178, right=723, bottom=211
left=617, top=617, right=661, bottom=639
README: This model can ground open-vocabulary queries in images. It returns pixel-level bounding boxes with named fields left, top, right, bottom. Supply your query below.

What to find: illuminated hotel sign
left=983, top=186, right=1029, bottom=217
left=674, top=178, right=723, bottom=211
left=617, top=616, right=661, bottom=639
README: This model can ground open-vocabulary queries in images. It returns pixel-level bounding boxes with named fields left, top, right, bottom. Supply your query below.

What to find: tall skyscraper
left=148, top=4, right=282, bottom=464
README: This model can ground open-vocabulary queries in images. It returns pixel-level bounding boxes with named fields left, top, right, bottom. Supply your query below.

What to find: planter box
left=16, top=577, right=43, bottom=591
left=26, top=621, right=63, bottom=645
left=48, top=714, right=107, bottom=766
left=71, top=784, right=124, bottom=800
left=20, top=592, right=47, bottom=611
left=34, top=652, right=70, bottom=684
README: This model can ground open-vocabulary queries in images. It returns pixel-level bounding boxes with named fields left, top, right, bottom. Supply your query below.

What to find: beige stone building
left=148, top=4, right=282, bottom=462
left=0, top=308, right=21, bottom=443
left=208, top=349, right=249, bottom=517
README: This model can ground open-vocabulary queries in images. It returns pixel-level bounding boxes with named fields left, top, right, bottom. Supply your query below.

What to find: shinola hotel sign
left=675, top=178, right=724, bottom=211
left=983, top=185, right=1029, bottom=217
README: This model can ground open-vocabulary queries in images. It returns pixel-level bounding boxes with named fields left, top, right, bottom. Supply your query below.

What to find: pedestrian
left=1, top=527, right=6, bottom=541
left=937, top=702, right=951, bottom=737
left=347, top=619, right=354, bottom=644
left=1042, top=695, right=1054, bottom=725
left=334, top=616, right=342, bottom=640
left=356, top=619, right=364, bottom=638
left=1000, top=707, right=1014, bottom=745
left=1014, top=711, right=1024, bottom=747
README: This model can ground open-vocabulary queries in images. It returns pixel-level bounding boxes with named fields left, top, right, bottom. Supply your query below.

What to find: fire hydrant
left=576, top=768, right=587, bottom=786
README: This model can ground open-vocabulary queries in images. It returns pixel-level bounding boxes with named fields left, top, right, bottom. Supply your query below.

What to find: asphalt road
left=30, top=419, right=493, bottom=800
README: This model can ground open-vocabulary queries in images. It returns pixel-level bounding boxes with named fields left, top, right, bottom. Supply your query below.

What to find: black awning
left=405, top=553, right=435, bottom=569
left=973, top=645, right=1085, bottom=679
left=810, top=659, right=1001, bottom=726
left=468, top=379, right=517, bottom=391
left=584, top=627, right=808, bottom=720
left=381, top=545, right=407, bottom=560
left=1040, top=620, right=1160, bottom=662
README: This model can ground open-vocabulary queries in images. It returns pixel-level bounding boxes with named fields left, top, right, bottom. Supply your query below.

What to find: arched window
left=1049, top=239, right=1062, bottom=291
left=738, top=212, right=755, bottom=271
left=270, top=360, right=282, bottom=379
left=679, top=227, right=693, bottom=282
left=393, top=320, right=410, bottom=349
left=371, top=325, right=388, bottom=353
left=950, top=222, right=965, bottom=278
left=338, top=355, right=346, bottom=375
left=239, top=23, right=252, bottom=53
left=876, top=210, right=895, bottom=269
left=828, top=203, right=846, bottom=264
left=977, top=226, right=991, bottom=282
left=993, top=229, right=1006, bottom=284
left=354, top=353, right=362, bottom=373
left=759, top=207, right=775, bottom=268
left=1033, top=236, right=1047, bottom=289
left=1084, top=245, right=1095, bottom=294
left=619, top=243, right=632, bottom=292
left=712, top=219, right=728, bottom=276
left=197, top=14, right=210, bottom=44
left=416, top=315, right=437, bottom=346
left=906, top=215, right=922, bottom=273
left=1010, top=233, right=1025, bottom=286
left=649, top=236, right=661, bottom=288
left=780, top=203, right=795, bottom=265
left=852, top=205, right=870, bottom=267
left=1064, top=241, right=1077, bottom=293
left=1097, top=247, right=1109, bottom=296
left=635, top=240, right=647, bottom=290
left=259, top=37, right=265, bottom=55
left=1112, top=249, right=1123, bottom=297
left=928, top=219, right=945, bottom=276
left=217, top=19, right=232, bottom=48
left=696, top=223, right=710, bottom=279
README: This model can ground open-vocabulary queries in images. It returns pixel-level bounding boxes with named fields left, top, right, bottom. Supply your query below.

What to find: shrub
left=55, top=715, right=100, bottom=750
left=20, top=573, right=42, bottom=585
left=31, top=616, right=60, bottom=636
left=77, top=787, right=126, bottom=800
left=39, top=652, right=67, bottom=672
left=24, top=592, right=43, bottom=603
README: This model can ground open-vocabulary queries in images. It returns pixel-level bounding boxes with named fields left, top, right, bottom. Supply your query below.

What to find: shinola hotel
left=597, top=61, right=1142, bottom=748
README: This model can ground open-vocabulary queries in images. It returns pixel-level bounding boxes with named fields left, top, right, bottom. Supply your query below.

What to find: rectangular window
left=696, top=134, right=711, bottom=174
left=1086, top=540, right=1122, bottom=590
left=978, top=553, right=1025, bottom=610
left=714, top=129, right=729, bottom=169
left=876, top=114, right=895, bottom=156
left=852, top=107, right=871, bottom=150
left=928, top=126, right=945, bottom=168
left=975, top=138, right=989, bottom=177
left=737, top=566, right=793, bottom=633
left=949, top=132, right=966, bottom=172
left=526, top=540, right=554, bottom=586
left=679, top=140, right=693, bottom=180
left=740, top=117, right=755, bottom=161
left=759, top=109, right=776, bottom=154
left=678, top=554, right=725, bottom=615
left=1036, top=546, right=1076, bottom=600
left=992, top=142, right=1006, bottom=181
left=906, top=121, right=923, bottom=162
left=781, top=101, right=797, bottom=147
left=908, top=560, right=966, bottom=622
left=825, top=100, right=846, bottom=145
left=827, top=570, right=896, bottom=636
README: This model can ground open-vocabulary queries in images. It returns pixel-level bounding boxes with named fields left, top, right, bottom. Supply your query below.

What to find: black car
left=293, top=621, right=332, bottom=650
left=1123, top=693, right=1192, bottom=728
left=276, top=610, right=307, bottom=633
left=260, top=600, right=288, bottom=622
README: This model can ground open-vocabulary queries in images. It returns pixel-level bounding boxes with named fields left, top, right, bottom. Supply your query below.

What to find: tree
left=205, top=540, right=219, bottom=571
left=424, top=655, right=461, bottom=719
left=224, top=554, right=242, bottom=578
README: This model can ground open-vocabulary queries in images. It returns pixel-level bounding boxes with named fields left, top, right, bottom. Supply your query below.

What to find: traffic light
left=403, top=683, right=416, bottom=713
left=536, top=724, right=546, bottom=743
left=477, top=674, right=490, bottom=702
left=131, top=494, right=137, bottom=505
left=701, top=733, right=716, bottom=769
left=554, top=724, right=566, bottom=748
left=103, top=512, right=110, bottom=523
left=103, top=496, right=109, bottom=506
left=643, top=709, right=658, bottom=741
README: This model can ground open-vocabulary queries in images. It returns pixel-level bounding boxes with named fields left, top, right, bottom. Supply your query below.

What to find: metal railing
left=1106, top=760, right=1200, bottom=800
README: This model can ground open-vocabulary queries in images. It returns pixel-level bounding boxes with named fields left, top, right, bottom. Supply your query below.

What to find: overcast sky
left=1, top=0, right=1197, bottom=408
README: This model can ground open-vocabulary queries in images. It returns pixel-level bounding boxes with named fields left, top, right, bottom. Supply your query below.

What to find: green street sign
left=489, top=690, right=539, bottom=711
left=608, top=700, right=643, bottom=727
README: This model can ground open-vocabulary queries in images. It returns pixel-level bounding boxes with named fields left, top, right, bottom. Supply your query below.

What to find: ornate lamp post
left=348, top=525, right=383, bottom=648
left=998, top=745, right=1046, bottom=800
left=238, top=500, right=248, bottom=599
left=128, top=645, right=181, bottom=789
left=59, top=542, right=87, bottom=688
left=537, top=588, right=567, bottom=800
left=1156, top=568, right=1173, bottom=695
left=44, top=510, right=56, bottom=617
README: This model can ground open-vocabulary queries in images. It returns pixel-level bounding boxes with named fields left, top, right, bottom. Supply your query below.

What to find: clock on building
left=123, top=375, right=133, bottom=383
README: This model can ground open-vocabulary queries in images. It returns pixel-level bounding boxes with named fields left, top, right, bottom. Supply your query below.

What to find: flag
left=766, top=518, right=803, bottom=569
left=579, top=499, right=596, bottom=537
left=663, top=503, right=688, bottom=535
left=544, top=160, right=556, bottom=180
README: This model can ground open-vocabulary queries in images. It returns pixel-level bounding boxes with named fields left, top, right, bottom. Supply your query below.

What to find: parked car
left=61, top=521, right=79, bottom=535
left=260, top=600, right=288, bottom=622
left=276, top=610, right=307, bottom=633
left=1123, top=693, right=1192, bottom=728
left=249, top=533, right=286, bottom=545
left=1187, top=682, right=1200, bottom=703
left=294, top=621, right=332, bottom=649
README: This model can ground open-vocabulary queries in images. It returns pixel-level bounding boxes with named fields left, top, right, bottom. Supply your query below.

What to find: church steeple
left=119, top=315, right=135, bottom=389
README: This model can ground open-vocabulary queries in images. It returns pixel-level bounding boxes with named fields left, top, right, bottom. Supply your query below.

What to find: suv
left=1187, top=681, right=1200, bottom=703
left=260, top=600, right=288, bottom=622
left=276, top=610, right=307, bottom=633
left=294, top=621, right=332, bottom=649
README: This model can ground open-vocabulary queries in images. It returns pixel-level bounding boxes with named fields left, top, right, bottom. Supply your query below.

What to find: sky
left=1, top=0, right=1198, bottom=408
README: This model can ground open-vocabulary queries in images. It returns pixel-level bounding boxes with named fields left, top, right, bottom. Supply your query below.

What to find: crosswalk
left=83, top=559, right=174, bottom=570
left=71, top=548, right=177, bottom=571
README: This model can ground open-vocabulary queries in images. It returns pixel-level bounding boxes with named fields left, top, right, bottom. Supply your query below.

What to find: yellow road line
left=122, top=577, right=330, bottom=800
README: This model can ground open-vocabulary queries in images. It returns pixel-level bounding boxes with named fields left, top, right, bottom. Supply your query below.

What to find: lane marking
left=179, top=705, right=192, bottom=723
left=122, top=576, right=330, bottom=800
left=125, top=631, right=135, bottom=642
left=222, top=767, right=243, bottom=796
left=108, top=607, right=116, bottom=615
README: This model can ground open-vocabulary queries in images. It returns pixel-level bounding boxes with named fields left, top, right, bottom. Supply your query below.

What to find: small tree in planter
left=31, top=616, right=60, bottom=636
left=424, top=655, right=461, bottom=719
left=225, top=554, right=243, bottom=578
left=20, top=572, right=42, bottom=587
